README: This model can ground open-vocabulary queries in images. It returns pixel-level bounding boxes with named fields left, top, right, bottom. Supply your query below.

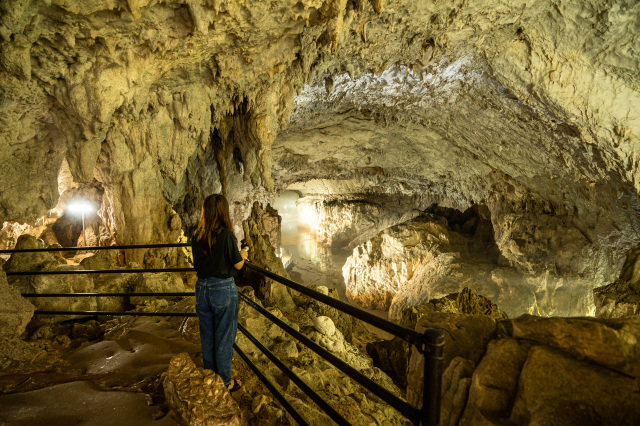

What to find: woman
left=192, top=193, right=248, bottom=392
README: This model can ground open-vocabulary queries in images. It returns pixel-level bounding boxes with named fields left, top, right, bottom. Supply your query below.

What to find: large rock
left=80, top=250, right=137, bottom=311
left=594, top=244, right=640, bottom=318
left=509, top=346, right=640, bottom=425
left=365, top=336, right=410, bottom=389
left=459, top=338, right=530, bottom=425
left=440, top=357, right=475, bottom=426
left=0, top=268, right=35, bottom=338
left=406, top=313, right=497, bottom=408
left=399, top=287, right=507, bottom=330
left=28, top=268, right=97, bottom=317
left=509, top=315, right=640, bottom=378
left=5, top=235, right=96, bottom=318
left=130, top=273, right=187, bottom=309
left=343, top=214, right=459, bottom=310
left=594, top=280, right=640, bottom=319
left=163, top=353, right=243, bottom=425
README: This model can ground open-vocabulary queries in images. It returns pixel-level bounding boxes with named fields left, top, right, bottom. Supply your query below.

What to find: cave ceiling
left=1, top=0, right=639, bottom=276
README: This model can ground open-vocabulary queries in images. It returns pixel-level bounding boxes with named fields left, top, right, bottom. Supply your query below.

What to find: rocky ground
left=2, top=215, right=640, bottom=425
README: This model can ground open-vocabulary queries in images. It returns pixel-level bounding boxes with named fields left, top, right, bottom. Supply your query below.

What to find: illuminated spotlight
left=66, top=200, right=95, bottom=248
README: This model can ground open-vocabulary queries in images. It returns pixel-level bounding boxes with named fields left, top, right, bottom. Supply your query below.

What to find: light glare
left=67, top=200, right=95, bottom=215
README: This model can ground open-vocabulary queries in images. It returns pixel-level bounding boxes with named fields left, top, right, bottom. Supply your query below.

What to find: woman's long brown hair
left=194, top=194, right=234, bottom=256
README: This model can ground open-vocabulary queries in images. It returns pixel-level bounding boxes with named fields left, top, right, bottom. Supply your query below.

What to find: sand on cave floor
left=0, top=304, right=203, bottom=425
left=0, top=380, right=179, bottom=426
left=0, top=297, right=272, bottom=425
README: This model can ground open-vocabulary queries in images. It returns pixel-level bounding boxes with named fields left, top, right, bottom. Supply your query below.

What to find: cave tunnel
left=1, top=0, right=639, bottom=425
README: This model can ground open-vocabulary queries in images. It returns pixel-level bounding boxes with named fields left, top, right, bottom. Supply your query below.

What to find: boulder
left=296, top=285, right=355, bottom=343
left=130, top=273, right=187, bottom=309
left=0, top=268, right=35, bottom=338
left=594, top=280, right=640, bottom=318
left=440, top=357, right=475, bottom=426
left=399, top=287, right=507, bottom=330
left=313, top=316, right=336, bottom=336
left=509, top=315, right=640, bottom=378
left=593, top=244, right=640, bottom=318
left=459, top=338, right=530, bottom=425
left=365, top=337, right=409, bottom=389
left=82, top=251, right=139, bottom=312
left=163, top=353, right=243, bottom=425
left=406, top=313, right=497, bottom=408
left=509, top=346, right=640, bottom=425
left=28, top=268, right=97, bottom=318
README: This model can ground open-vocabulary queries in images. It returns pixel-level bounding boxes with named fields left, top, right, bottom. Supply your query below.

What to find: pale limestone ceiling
left=0, top=0, right=639, bottom=263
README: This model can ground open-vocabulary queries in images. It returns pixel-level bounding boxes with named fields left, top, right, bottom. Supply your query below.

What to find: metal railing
left=2, top=243, right=444, bottom=425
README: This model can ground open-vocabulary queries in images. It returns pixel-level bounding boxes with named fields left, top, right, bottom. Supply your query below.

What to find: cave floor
left=0, top=381, right=178, bottom=426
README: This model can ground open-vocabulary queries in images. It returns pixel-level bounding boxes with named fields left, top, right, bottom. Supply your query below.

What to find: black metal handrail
left=8, top=242, right=443, bottom=425
left=233, top=343, right=309, bottom=426
left=244, top=262, right=426, bottom=349
left=240, top=292, right=420, bottom=421
left=0, top=243, right=190, bottom=254
left=6, top=268, right=194, bottom=276
left=237, top=323, right=350, bottom=426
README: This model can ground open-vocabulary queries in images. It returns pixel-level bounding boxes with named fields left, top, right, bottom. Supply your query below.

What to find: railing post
left=421, top=329, right=445, bottom=426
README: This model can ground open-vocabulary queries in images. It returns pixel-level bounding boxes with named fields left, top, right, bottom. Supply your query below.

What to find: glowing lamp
left=66, top=200, right=95, bottom=247
left=67, top=200, right=95, bottom=215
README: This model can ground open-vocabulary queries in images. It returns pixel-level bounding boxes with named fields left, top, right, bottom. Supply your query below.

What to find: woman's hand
left=240, top=248, right=249, bottom=261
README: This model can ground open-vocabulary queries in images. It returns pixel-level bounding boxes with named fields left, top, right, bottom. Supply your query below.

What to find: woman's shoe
left=228, top=378, right=242, bottom=392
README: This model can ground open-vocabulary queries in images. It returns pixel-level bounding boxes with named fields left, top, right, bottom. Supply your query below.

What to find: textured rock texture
left=594, top=243, right=640, bottom=318
left=163, top=352, right=243, bottom=426
left=0, top=268, right=34, bottom=339
left=235, top=286, right=410, bottom=426
left=239, top=202, right=295, bottom=312
left=1, top=0, right=638, bottom=278
left=403, top=312, right=640, bottom=426
left=342, top=210, right=597, bottom=317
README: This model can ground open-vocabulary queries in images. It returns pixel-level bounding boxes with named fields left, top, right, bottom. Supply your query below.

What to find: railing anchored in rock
left=3, top=243, right=444, bottom=426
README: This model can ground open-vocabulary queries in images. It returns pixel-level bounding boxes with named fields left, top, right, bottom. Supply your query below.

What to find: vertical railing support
left=421, top=328, right=445, bottom=426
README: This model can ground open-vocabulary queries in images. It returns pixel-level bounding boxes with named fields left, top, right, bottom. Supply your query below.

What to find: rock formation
left=1, top=0, right=640, bottom=424
left=0, top=268, right=35, bottom=339
left=594, top=243, right=640, bottom=318
left=163, top=353, right=244, bottom=426
left=404, top=311, right=640, bottom=426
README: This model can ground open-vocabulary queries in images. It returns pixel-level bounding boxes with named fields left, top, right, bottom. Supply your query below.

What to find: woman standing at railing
left=192, top=193, right=249, bottom=392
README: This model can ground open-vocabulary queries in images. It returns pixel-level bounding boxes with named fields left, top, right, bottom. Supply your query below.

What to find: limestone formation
left=343, top=212, right=605, bottom=318
left=0, top=268, right=35, bottom=339
left=130, top=273, right=188, bottom=310
left=594, top=243, right=640, bottom=318
left=403, top=311, right=640, bottom=425
left=5, top=235, right=97, bottom=318
left=240, top=202, right=295, bottom=312
left=163, top=353, right=243, bottom=426
left=236, top=287, right=409, bottom=426
left=1, top=0, right=640, bottom=423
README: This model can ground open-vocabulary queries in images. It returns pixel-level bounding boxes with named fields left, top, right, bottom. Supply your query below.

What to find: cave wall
left=1, top=1, right=639, bottom=278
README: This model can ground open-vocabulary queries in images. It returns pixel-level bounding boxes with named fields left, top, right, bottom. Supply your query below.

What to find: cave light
left=66, top=200, right=95, bottom=247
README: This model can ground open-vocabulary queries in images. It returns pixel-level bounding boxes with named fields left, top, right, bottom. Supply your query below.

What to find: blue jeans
left=195, top=277, right=238, bottom=386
